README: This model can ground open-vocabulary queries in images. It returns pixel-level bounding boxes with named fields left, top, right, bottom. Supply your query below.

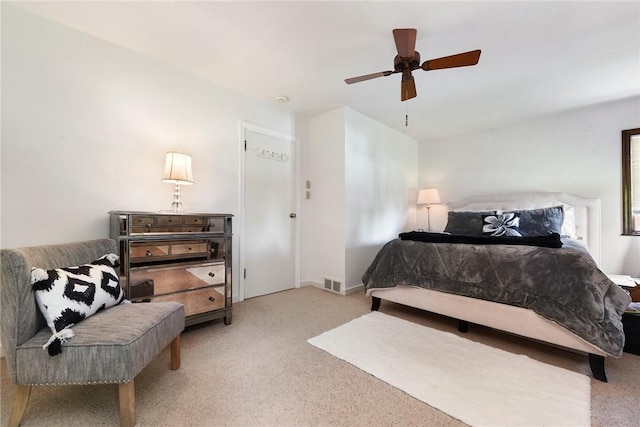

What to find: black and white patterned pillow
left=482, top=213, right=522, bottom=237
left=31, top=253, right=126, bottom=356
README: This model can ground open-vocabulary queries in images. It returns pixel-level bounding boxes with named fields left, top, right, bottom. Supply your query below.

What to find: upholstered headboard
left=447, top=192, right=601, bottom=265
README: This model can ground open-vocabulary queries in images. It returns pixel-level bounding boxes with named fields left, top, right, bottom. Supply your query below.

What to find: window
left=622, top=128, right=640, bottom=235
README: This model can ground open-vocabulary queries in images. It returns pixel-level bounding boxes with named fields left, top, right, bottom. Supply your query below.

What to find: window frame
left=622, top=127, right=640, bottom=236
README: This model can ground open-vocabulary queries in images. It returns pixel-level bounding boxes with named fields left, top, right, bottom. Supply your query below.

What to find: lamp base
left=170, top=183, right=184, bottom=212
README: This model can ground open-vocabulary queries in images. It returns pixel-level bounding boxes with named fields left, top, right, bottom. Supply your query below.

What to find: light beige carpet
left=2, top=286, right=638, bottom=426
left=309, top=311, right=591, bottom=427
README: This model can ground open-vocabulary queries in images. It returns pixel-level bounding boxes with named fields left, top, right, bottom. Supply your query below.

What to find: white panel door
left=244, top=128, right=295, bottom=299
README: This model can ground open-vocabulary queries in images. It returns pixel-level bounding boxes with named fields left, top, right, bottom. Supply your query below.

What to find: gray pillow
left=505, top=206, right=564, bottom=237
left=444, top=211, right=495, bottom=236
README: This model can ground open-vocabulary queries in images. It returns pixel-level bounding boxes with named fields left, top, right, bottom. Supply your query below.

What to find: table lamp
left=417, top=188, right=441, bottom=232
left=162, top=151, right=193, bottom=212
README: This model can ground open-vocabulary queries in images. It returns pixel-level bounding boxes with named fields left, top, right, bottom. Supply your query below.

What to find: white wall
left=304, top=108, right=347, bottom=286
left=344, top=108, right=418, bottom=289
left=419, top=96, right=640, bottom=276
left=1, top=5, right=295, bottom=302
left=301, top=107, right=418, bottom=291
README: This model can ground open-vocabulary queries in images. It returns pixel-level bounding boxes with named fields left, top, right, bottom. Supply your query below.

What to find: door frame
left=238, top=121, right=300, bottom=302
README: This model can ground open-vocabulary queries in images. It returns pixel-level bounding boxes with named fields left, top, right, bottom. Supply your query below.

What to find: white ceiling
left=12, top=1, right=640, bottom=141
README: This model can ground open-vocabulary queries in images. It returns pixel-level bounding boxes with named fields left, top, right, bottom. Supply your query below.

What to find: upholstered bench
left=1, top=239, right=185, bottom=427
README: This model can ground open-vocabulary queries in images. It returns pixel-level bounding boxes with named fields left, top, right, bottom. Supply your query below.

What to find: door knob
left=289, top=213, right=296, bottom=218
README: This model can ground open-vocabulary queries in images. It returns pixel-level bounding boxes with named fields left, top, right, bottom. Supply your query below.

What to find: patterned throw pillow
left=31, top=253, right=126, bottom=356
left=482, top=213, right=522, bottom=237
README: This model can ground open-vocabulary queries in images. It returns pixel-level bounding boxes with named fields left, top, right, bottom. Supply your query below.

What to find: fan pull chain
left=405, top=101, right=409, bottom=127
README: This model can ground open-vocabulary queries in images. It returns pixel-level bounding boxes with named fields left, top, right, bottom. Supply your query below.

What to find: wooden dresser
left=109, top=211, right=233, bottom=326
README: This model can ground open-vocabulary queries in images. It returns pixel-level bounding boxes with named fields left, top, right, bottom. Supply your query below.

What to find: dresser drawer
left=129, top=240, right=216, bottom=262
left=131, top=216, right=157, bottom=227
left=153, top=286, right=225, bottom=316
left=156, top=216, right=183, bottom=226
left=172, top=241, right=209, bottom=256
left=130, top=216, right=157, bottom=234
left=184, top=216, right=208, bottom=225
left=129, top=262, right=225, bottom=296
left=183, top=263, right=225, bottom=285
left=130, top=242, right=170, bottom=259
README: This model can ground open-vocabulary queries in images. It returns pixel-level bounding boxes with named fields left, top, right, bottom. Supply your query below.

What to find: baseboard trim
left=301, top=280, right=363, bottom=296
left=345, top=283, right=363, bottom=295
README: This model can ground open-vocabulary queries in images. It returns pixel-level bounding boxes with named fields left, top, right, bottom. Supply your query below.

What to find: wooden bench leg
left=8, top=384, right=31, bottom=427
left=170, top=335, right=181, bottom=370
left=119, top=380, right=135, bottom=427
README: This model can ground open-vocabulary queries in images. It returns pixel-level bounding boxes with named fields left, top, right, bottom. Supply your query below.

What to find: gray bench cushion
left=15, top=301, right=184, bottom=385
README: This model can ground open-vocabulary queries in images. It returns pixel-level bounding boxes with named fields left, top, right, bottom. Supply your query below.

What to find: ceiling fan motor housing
left=394, top=52, right=421, bottom=72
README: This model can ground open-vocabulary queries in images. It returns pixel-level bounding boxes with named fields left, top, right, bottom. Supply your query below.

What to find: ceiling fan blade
left=393, top=28, right=417, bottom=59
left=401, top=75, right=417, bottom=101
left=345, top=70, right=394, bottom=84
left=421, top=49, right=481, bottom=71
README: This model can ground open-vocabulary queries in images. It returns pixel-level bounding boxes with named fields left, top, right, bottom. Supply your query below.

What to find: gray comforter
left=362, top=237, right=631, bottom=357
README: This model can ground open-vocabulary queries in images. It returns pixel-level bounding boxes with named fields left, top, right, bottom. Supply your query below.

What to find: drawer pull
left=146, top=223, right=153, bottom=228
left=145, top=250, right=152, bottom=257
left=208, top=296, right=215, bottom=302
left=208, top=272, right=215, bottom=277
left=188, top=247, right=192, bottom=251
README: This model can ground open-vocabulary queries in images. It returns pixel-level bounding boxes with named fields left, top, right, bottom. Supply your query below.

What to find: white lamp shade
left=162, top=152, right=194, bottom=185
left=417, top=188, right=441, bottom=205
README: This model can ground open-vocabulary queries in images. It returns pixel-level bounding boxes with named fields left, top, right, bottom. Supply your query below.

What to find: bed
left=362, top=192, right=631, bottom=382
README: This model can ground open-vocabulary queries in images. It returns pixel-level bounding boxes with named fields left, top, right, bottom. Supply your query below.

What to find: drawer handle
left=145, top=250, right=152, bottom=257
left=208, top=296, right=215, bottom=302
left=208, top=272, right=215, bottom=277
left=146, top=223, right=153, bottom=228
left=188, top=247, right=192, bottom=251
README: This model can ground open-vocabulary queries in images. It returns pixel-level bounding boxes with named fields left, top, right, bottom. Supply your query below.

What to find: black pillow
left=482, top=213, right=522, bottom=237
left=505, top=206, right=564, bottom=237
left=444, top=211, right=495, bottom=236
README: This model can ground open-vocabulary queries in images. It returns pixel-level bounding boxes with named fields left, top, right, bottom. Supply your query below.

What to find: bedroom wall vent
left=332, top=280, right=341, bottom=292
left=323, top=277, right=342, bottom=294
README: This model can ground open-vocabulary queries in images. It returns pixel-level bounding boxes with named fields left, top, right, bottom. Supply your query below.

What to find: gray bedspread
left=362, top=237, right=631, bottom=357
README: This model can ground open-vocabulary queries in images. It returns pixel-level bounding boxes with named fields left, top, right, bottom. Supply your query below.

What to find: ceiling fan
left=345, top=28, right=481, bottom=101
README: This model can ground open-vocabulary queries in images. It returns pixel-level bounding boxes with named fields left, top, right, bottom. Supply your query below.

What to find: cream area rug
left=307, top=311, right=590, bottom=427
